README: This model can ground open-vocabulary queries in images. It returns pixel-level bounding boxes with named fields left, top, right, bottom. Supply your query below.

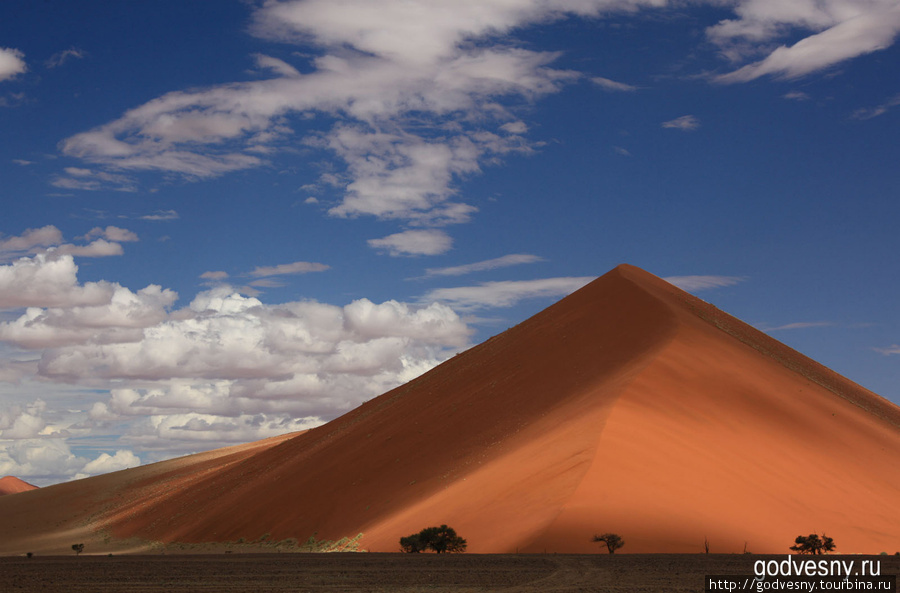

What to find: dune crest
left=1, top=264, right=898, bottom=555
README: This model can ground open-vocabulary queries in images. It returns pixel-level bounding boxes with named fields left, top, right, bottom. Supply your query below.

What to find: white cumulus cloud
left=0, top=47, right=26, bottom=82
left=0, top=437, right=142, bottom=486
left=0, top=284, right=177, bottom=349
left=0, top=253, right=116, bottom=309
left=73, top=450, right=140, bottom=480
left=0, top=237, right=476, bottom=478
left=0, top=400, right=49, bottom=439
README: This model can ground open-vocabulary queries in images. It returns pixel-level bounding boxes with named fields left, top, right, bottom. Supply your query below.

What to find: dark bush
left=789, top=533, right=835, bottom=555
left=400, top=525, right=466, bottom=554
left=399, top=533, right=426, bottom=553
left=592, top=533, right=624, bottom=554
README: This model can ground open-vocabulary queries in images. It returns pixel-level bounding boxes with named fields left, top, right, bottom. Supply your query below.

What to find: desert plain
left=3, top=553, right=896, bottom=593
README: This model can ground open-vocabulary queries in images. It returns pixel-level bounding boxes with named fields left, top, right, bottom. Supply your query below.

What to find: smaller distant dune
left=0, top=476, right=38, bottom=496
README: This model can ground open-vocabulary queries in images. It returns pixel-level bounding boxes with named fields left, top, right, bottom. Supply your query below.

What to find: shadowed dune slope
left=1, top=264, right=898, bottom=555
left=0, top=477, right=37, bottom=496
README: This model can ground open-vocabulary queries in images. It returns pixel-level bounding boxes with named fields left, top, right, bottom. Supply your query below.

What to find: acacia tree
left=400, top=525, right=467, bottom=553
left=72, top=543, right=84, bottom=556
left=399, top=533, right=426, bottom=553
left=592, top=533, right=624, bottom=554
left=790, top=534, right=835, bottom=555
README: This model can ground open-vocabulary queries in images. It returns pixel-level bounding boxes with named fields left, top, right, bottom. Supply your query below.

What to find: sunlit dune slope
left=0, top=433, right=297, bottom=554
left=0, top=476, right=37, bottom=496
left=1, top=264, right=898, bottom=555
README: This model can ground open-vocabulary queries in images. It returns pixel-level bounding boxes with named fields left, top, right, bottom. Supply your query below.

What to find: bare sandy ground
left=4, top=553, right=896, bottom=593
left=1, top=264, right=898, bottom=556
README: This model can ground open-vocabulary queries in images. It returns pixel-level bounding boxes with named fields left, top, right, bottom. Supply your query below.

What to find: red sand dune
left=1, top=264, right=898, bottom=555
left=0, top=476, right=37, bottom=496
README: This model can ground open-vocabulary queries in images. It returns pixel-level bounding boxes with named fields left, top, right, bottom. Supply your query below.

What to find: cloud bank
left=0, top=228, right=474, bottom=482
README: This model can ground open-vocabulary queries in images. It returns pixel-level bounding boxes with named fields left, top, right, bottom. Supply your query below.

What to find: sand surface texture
left=1, top=264, right=898, bottom=555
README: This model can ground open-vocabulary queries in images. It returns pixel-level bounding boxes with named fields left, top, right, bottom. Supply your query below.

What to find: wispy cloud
left=200, top=271, right=229, bottom=281
left=56, top=1, right=594, bottom=226
left=0, top=225, right=139, bottom=264
left=0, top=226, right=63, bottom=256
left=50, top=0, right=900, bottom=253
left=140, top=210, right=179, bottom=221
left=45, top=47, right=85, bottom=69
left=247, top=278, right=286, bottom=288
left=55, top=239, right=124, bottom=258
left=51, top=167, right=136, bottom=192
left=422, top=276, right=593, bottom=311
left=82, top=226, right=139, bottom=243
left=591, top=76, right=638, bottom=92
left=783, top=91, right=811, bottom=101
left=421, top=254, right=544, bottom=278
left=851, top=93, right=900, bottom=120
left=763, top=321, right=834, bottom=332
left=874, top=344, right=900, bottom=355
left=253, top=53, right=300, bottom=79
left=712, top=2, right=900, bottom=83
left=249, top=261, right=330, bottom=277
left=664, top=275, right=744, bottom=291
left=662, top=115, right=700, bottom=131
left=368, top=229, right=453, bottom=256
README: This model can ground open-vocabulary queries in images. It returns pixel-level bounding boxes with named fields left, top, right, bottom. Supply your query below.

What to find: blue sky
left=1, top=0, right=899, bottom=485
